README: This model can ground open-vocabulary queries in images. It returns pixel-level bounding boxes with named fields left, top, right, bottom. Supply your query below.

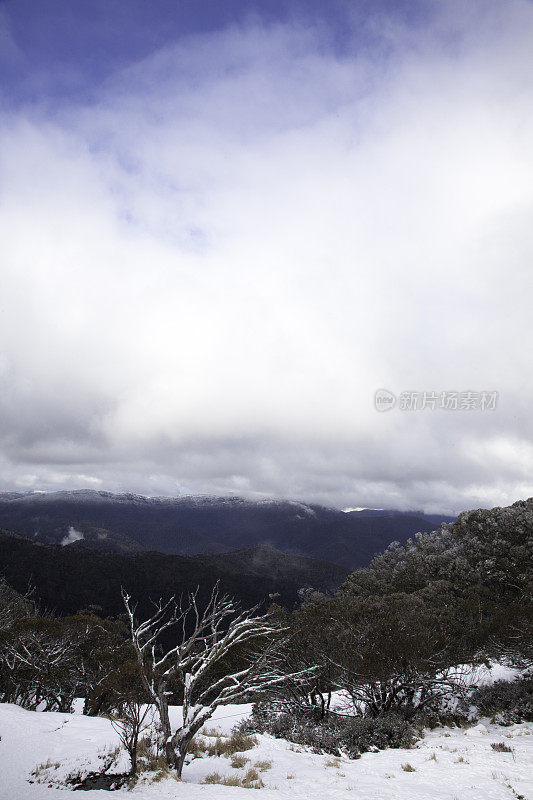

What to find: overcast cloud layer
left=1, top=0, right=532, bottom=514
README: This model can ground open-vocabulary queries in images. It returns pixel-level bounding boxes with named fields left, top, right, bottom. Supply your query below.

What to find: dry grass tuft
left=187, top=736, right=208, bottom=759
left=203, top=771, right=223, bottom=784
left=31, top=759, right=61, bottom=777
left=491, top=742, right=514, bottom=753
left=202, top=727, right=223, bottom=737
left=231, top=754, right=250, bottom=769
left=30, top=759, right=62, bottom=783
left=204, top=731, right=258, bottom=757
left=202, top=769, right=264, bottom=789
left=136, top=737, right=170, bottom=773
left=149, top=766, right=178, bottom=784
left=254, top=760, right=272, bottom=772
left=225, top=732, right=258, bottom=754
left=401, top=763, right=416, bottom=772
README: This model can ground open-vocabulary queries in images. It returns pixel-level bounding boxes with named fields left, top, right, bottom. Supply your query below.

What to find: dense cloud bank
left=0, top=1, right=532, bottom=513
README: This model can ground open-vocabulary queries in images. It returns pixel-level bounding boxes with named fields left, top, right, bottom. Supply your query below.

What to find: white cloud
left=0, top=1, right=532, bottom=512
left=60, top=526, right=84, bottom=546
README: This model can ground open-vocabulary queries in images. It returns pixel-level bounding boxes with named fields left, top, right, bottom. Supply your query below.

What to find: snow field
left=0, top=701, right=532, bottom=800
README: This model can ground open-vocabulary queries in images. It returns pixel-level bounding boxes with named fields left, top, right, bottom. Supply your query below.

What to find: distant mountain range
left=0, top=490, right=455, bottom=569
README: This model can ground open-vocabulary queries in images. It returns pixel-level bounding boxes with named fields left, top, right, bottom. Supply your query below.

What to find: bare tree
left=0, top=618, right=75, bottom=710
left=110, top=699, right=151, bottom=776
left=0, top=577, right=33, bottom=632
left=122, top=585, right=311, bottom=778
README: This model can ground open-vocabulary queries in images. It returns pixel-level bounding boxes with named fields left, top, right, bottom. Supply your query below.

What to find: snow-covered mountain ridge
left=0, top=490, right=455, bottom=569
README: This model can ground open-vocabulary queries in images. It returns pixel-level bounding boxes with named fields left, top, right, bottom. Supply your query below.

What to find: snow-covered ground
left=0, top=699, right=532, bottom=800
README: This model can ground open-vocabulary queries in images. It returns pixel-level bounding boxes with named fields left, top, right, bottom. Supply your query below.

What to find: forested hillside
left=0, top=531, right=348, bottom=618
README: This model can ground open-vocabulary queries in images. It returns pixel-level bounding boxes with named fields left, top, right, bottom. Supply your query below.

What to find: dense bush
left=0, top=578, right=142, bottom=714
left=470, top=677, right=533, bottom=724
left=272, top=590, right=480, bottom=720
left=238, top=703, right=416, bottom=757
left=341, top=500, right=533, bottom=663
left=265, top=499, right=533, bottom=726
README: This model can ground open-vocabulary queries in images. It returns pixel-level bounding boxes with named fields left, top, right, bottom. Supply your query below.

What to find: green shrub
left=471, top=677, right=533, bottom=724
left=238, top=704, right=416, bottom=758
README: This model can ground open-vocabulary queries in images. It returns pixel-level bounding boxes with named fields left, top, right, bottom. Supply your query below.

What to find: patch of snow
left=288, top=501, right=317, bottom=517
left=1, top=701, right=532, bottom=800
left=342, top=506, right=384, bottom=512
left=465, top=723, right=489, bottom=736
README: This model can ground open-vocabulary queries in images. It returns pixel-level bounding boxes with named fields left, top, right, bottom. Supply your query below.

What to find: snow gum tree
left=122, top=585, right=309, bottom=778
left=341, top=498, right=533, bottom=666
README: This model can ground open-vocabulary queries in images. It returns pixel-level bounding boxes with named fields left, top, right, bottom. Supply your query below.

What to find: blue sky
left=1, top=0, right=532, bottom=513
left=2, top=0, right=430, bottom=105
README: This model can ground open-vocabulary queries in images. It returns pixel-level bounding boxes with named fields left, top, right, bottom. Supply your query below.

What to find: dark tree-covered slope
left=0, top=530, right=348, bottom=619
